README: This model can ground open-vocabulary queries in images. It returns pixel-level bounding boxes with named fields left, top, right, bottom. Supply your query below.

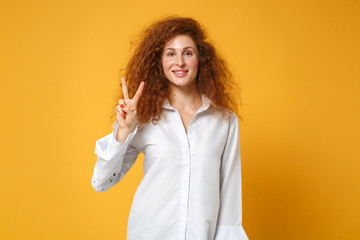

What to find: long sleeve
left=214, top=113, right=249, bottom=240
left=91, top=121, right=140, bottom=192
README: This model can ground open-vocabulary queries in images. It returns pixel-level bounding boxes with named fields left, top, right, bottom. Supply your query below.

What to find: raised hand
left=115, top=77, right=144, bottom=142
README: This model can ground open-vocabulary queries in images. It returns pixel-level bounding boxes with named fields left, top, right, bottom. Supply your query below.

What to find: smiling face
left=161, top=35, right=199, bottom=90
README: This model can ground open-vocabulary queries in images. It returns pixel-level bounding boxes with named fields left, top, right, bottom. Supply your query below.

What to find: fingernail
left=122, top=113, right=125, bottom=118
left=120, top=104, right=124, bottom=108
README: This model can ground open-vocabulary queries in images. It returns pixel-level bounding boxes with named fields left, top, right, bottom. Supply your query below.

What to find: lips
left=172, top=69, right=189, bottom=77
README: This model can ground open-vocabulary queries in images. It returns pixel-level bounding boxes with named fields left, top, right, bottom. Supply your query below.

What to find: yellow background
left=1, top=0, right=359, bottom=239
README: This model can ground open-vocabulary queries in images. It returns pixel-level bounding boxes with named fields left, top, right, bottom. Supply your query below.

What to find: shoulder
left=214, top=108, right=240, bottom=134
left=209, top=104, right=239, bottom=123
left=225, top=111, right=239, bottom=133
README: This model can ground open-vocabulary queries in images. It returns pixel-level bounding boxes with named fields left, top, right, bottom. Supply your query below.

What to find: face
left=161, top=35, right=199, bottom=90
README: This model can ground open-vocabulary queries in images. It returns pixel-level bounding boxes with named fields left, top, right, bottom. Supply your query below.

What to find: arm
left=91, top=77, right=144, bottom=192
left=214, top=113, right=249, bottom=240
left=91, top=121, right=140, bottom=192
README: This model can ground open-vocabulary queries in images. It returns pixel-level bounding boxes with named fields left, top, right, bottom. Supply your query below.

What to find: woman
left=91, top=16, right=248, bottom=240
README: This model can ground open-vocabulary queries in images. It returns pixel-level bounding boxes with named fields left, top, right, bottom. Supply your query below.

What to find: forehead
left=164, top=35, right=197, bottom=50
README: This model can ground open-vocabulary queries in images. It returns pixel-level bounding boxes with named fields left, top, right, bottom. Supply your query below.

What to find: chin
left=170, top=80, right=195, bottom=88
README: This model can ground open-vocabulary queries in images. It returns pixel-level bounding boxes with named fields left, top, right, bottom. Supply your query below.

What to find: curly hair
left=113, top=16, right=241, bottom=124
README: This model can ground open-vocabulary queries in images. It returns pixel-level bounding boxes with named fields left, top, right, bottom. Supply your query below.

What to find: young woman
left=91, top=16, right=249, bottom=240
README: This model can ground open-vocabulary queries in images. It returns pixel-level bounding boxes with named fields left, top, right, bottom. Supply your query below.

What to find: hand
left=115, top=77, right=144, bottom=142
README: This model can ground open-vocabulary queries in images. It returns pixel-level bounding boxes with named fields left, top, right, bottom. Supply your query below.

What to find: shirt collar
left=163, top=94, right=212, bottom=113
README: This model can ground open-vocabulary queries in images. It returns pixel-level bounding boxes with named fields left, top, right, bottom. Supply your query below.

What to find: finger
left=132, top=81, right=145, bottom=104
left=116, top=105, right=122, bottom=114
left=122, top=77, right=129, bottom=100
left=119, top=99, right=125, bottom=109
left=116, top=106, right=125, bottom=118
left=119, top=103, right=131, bottom=114
left=124, top=99, right=135, bottom=111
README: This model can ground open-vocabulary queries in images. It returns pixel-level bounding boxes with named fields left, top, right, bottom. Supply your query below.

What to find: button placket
left=173, top=110, right=191, bottom=240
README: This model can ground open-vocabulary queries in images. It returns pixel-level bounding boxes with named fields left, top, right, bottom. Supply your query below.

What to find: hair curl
left=113, top=16, right=241, bottom=124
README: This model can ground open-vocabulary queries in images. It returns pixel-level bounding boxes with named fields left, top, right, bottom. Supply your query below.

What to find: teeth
left=174, top=71, right=186, bottom=73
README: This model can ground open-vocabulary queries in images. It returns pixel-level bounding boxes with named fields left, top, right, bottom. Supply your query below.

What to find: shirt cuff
left=94, top=121, right=138, bottom=161
left=110, top=121, right=138, bottom=145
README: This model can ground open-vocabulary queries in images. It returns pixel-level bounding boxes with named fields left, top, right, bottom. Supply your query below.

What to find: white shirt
left=92, top=96, right=249, bottom=240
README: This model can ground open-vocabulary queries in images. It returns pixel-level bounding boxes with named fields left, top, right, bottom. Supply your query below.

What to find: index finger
left=122, top=77, right=129, bottom=100
left=132, top=81, right=145, bottom=104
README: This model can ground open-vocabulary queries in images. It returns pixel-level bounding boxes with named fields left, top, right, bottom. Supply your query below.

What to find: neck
left=168, top=83, right=202, bottom=111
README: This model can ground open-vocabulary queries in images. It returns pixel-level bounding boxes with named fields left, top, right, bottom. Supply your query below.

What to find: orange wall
left=1, top=0, right=359, bottom=239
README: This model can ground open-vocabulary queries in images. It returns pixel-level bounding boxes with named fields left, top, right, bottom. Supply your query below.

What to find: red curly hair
left=114, top=16, right=241, bottom=124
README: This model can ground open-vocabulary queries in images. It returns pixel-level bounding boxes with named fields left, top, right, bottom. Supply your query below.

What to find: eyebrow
left=165, top=47, right=195, bottom=51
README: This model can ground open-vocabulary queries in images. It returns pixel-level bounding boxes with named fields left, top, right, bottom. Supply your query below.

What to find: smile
left=172, top=70, right=189, bottom=77
left=172, top=69, right=189, bottom=73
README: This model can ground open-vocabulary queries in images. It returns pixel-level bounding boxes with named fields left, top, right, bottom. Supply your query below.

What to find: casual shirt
left=92, top=96, right=249, bottom=240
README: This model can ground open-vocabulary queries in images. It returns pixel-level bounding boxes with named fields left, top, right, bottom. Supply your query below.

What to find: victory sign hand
left=115, top=77, right=144, bottom=142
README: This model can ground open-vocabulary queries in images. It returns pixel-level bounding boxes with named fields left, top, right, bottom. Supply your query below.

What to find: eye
left=167, top=52, right=175, bottom=57
left=184, top=51, right=193, bottom=56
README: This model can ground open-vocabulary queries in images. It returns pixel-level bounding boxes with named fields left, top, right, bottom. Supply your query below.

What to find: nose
left=175, top=55, right=185, bottom=67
